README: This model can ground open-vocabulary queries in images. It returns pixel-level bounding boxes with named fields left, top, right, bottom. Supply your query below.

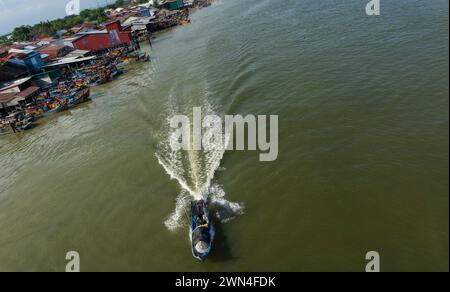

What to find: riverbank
left=1, top=47, right=150, bottom=136
left=1, top=1, right=213, bottom=137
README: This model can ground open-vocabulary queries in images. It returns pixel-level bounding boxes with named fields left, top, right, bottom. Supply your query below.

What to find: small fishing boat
left=116, top=53, right=149, bottom=67
left=0, top=119, right=14, bottom=135
left=20, top=120, right=34, bottom=131
left=180, top=19, right=191, bottom=26
left=137, top=53, right=150, bottom=63
left=23, top=107, right=43, bottom=120
left=190, top=199, right=213, bottom=262
left=68, top=88, right=91, bottom=107
left=43, top=102, right=68, bottom=116
left=0, top=113, right=35, bottom=133
left=89, top=78, right=107, bottom=87
left=110, top=68, right=125, bottom=80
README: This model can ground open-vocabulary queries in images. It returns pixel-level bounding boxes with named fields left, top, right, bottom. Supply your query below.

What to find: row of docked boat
left=71, top=50, right=149, bottom=88
left=72, top=64, right=124, bottom=87
left=41, top=86, right=91, bottom=116
left=0, top=86, right=91, bottom=135
left=1, top=47, right=150, bottom=136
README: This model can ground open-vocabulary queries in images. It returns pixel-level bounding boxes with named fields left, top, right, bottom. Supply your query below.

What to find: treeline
left=0, top=36, right=10, bottom=46
left=6, top=0, right=150, bottom=43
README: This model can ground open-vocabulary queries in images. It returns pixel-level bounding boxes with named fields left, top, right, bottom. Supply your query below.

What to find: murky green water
left=0, top=0, right=448, bottom=272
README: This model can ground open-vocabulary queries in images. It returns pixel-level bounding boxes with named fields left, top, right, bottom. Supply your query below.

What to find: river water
left=0, top=0, right=448, bottom=271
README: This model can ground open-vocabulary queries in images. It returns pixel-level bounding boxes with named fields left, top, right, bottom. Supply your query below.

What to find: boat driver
left=198, top=215, right=209, bottom=229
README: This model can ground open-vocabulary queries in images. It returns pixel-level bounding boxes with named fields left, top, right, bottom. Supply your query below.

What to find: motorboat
left=190, top=199, right=213, bottom=262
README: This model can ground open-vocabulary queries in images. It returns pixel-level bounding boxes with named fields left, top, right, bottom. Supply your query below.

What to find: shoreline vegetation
left=0, top=0, right=213, bottom=137
left=0, top=0, right=157, bottom=44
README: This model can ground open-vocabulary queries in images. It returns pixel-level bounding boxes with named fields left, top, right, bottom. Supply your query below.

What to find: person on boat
left=10, top=121, right=17, bottom=133
left=132, top=34, right=141, bottom=51
left=198, top=214, right=209, bottom=229
left=196, top=216, right=203, bottom=227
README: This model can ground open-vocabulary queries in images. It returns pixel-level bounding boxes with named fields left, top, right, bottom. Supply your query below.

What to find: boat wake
left=156, top=103, right=244, bottom=232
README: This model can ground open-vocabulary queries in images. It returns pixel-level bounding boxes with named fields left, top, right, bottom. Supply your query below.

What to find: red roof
left=17, top=86, right=40, bottom=98
left=71, top=21, right=132, bottom=52
left=1, top=52, right=27, bottom=62
left=71, top=21, right=98, bottom=33
left=37, top=45, right=70, bottom=59
left=2, top=44, right=26, bottom=51
left=38, top=45, right=67, bottom=52
left=0, top=92, right=16, bottom=103
left=0, top=86, right=40, bottom=104
left=39, top=37, right=55, bottom=42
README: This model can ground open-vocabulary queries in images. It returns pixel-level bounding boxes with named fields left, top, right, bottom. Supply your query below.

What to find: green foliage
left=11, top=26, right=33, bottom=42
left=7, top=1, right=154, bottom=42
left=0, top=35, right=12, bottom=46
left=9, top=5, right=117, bottom=42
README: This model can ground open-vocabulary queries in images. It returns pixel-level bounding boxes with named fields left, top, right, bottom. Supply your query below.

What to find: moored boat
left=190, top=199, right=214, bottom=262
left=68, top=88, right=91, bottom=107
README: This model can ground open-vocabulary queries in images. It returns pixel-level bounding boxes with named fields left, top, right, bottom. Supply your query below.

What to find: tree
left=12, top=26, right=33, bottom=42
left=8, top=4, right=113, bottom=42
left=0, top=36, right=12, bottom=46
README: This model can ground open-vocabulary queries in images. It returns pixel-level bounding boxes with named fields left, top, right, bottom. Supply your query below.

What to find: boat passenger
left=198, top=215, right=209, bottom=229
left=10, top=121, right=17, bottom=133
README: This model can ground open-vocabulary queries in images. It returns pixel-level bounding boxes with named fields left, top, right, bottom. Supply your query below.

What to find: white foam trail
left=208, top=184, right=245, bottom=223
left=156, top=153, right=197, bottom=196
left=164, top=190, right=191, bottom=231
left=157, top=100, right=244, bottom=231
left=163, top=182, right=245, bottom=231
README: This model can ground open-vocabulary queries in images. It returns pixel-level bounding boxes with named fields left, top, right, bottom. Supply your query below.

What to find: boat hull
left=190, top=200, right=213, bottom=262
